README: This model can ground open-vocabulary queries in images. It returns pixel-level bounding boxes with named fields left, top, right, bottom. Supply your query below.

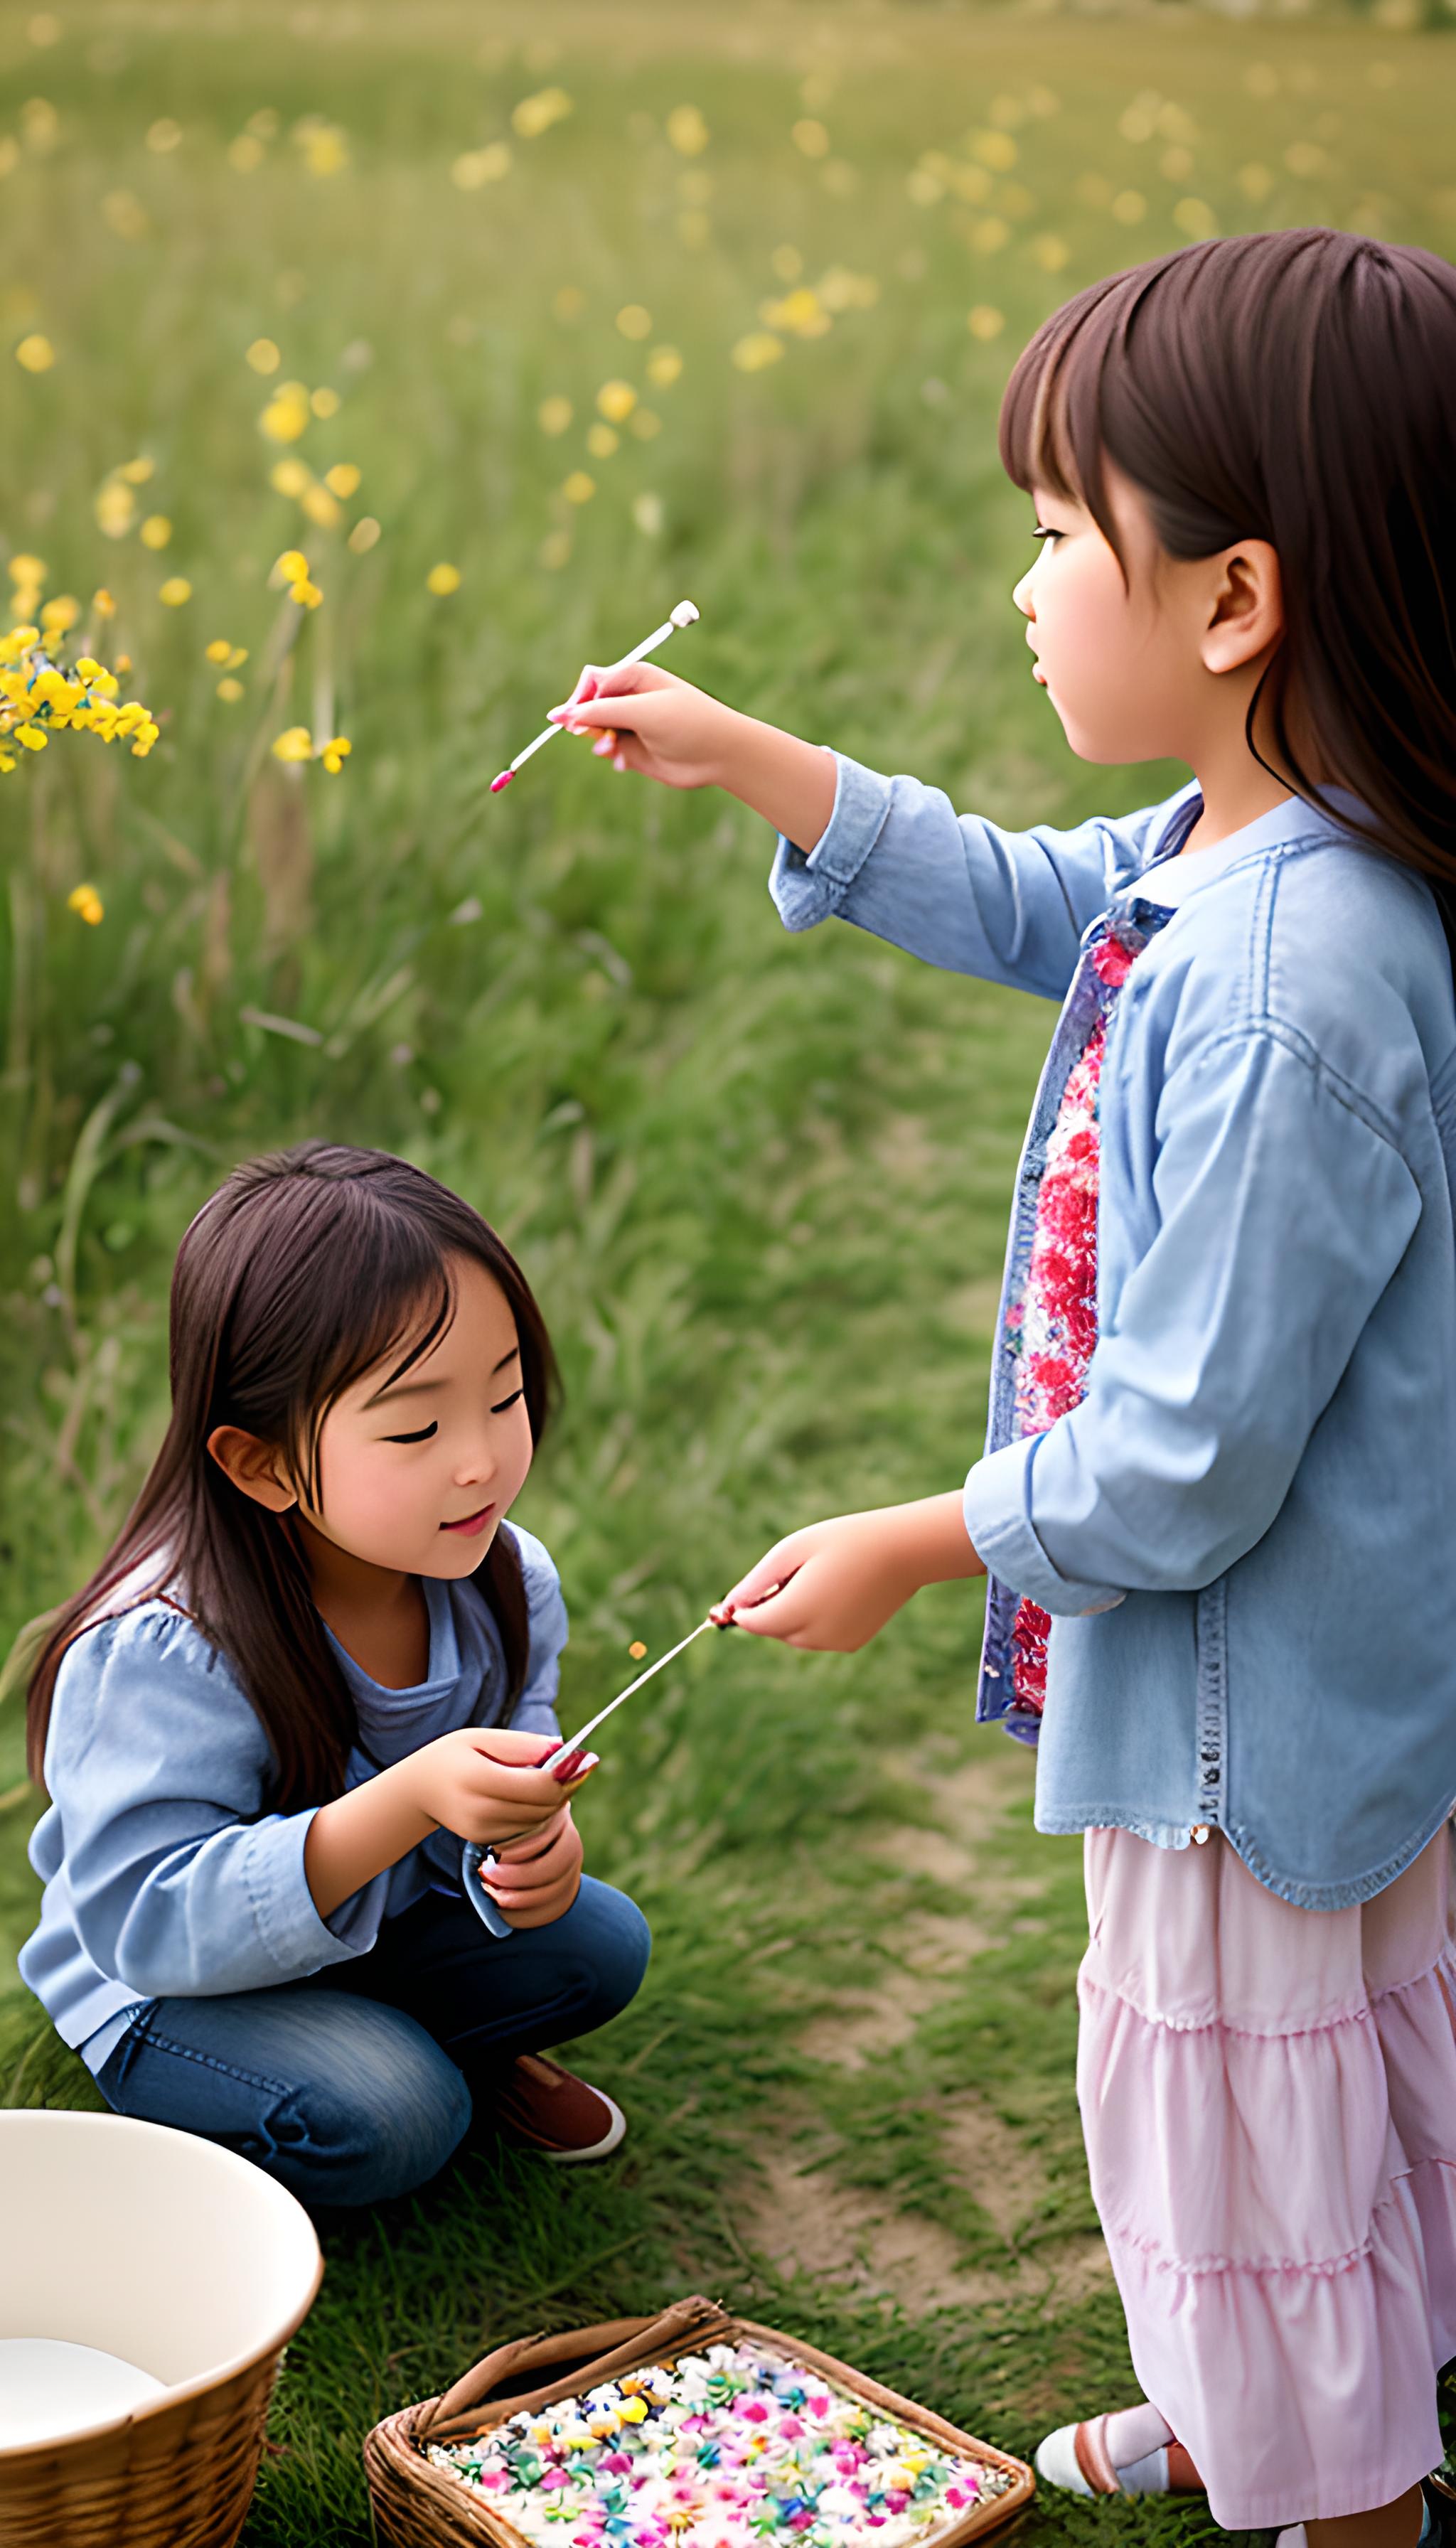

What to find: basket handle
left=419, top=2294, right=734, bottom=2441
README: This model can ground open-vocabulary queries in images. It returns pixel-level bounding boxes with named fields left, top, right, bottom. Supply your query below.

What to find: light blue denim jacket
left=21, top=1524, right=565, bottom=2060
left=772, top=756, right=1456, bottom=1908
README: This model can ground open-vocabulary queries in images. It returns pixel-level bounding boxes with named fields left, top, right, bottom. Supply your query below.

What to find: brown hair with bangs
left=26, top=1142, right=560, bottom=1809
left=999, top=230, right=1456, bottom=913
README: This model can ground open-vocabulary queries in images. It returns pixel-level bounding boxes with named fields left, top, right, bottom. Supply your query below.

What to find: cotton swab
left=489, top=598, right=700, bottom=793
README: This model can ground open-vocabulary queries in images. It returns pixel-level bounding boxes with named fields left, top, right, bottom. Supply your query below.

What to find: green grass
left=4, top=3, right=1456, bottom=2539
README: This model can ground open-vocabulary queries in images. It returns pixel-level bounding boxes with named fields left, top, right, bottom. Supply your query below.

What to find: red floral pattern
left=1007, top=932, right=1139, bottom=1713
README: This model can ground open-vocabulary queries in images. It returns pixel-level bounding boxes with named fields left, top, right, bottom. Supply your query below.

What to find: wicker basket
left=0, top=2111, right=323, bottom=2548
left=364, top=2294, right=1034, bottom=2548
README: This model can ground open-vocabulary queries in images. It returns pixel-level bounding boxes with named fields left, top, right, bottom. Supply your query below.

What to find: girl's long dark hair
left=999, top=230, right=1456, bottom=914
left=26, top=1142, right=560, bottom=1809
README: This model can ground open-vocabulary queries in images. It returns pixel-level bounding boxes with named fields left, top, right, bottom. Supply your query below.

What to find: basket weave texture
left=363, top=2294, right=1035, bottom=2548
left=0, top=2325, right=310, bottom=2548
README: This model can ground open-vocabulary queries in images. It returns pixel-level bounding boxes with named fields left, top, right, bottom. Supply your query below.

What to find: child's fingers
left=716, top=1546, right=798, bottom=1617
left=720, top=1578, right=809, bottom=1642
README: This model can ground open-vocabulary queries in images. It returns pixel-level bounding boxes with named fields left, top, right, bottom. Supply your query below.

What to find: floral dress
left=1001, top=929, right=1140, bottom=1716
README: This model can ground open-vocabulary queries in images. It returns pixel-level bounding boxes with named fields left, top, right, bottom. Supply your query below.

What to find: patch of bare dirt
left=795, top=1974, right=942, bottom=2070
left=739, top=2141, right=1111, bottom=2315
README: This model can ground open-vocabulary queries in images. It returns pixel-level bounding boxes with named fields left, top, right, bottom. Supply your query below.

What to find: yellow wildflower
left=967, top=304, right=1005, bottom=341
left=9, top=555, right=46, bottom=586
left=452, top=143, right=511, bottom=189
left=93, top=591, right=116, bottom=620
left=970, top=129, right=1018, bottom=170
left=1031, top=235, right=1069, bottom=273
left=290, top=579, right=323, bottom=609
left=646, top=345, right=682, bottom=388
left=586, top=423, right=619, bottom=459
left=216, top=676, right=245, bottom=702
left=511, top=87, right=572, bottom=140
left=227, top=646, right=247, bottom=668
left=16, top=334, right=56, bottom=373
left=272, top=725, right=314, bottom=763
left=561, top=472, right=595, bottom=505
left=665, top=103, right=709, bottom=156
left=246, top=337, right=281, bottom=375
left=311, top=386, right=341, bottom=419
left=95, top=477, right=136, bottom=539
left=791, top=119, right=830, bottom=159
left=205, top=638, right=232, bottom=664
left=120, top=457, right=154, bottom=486
left=616, top=304, right=651, bottom=341
left=17, top=724, right=48, bottom=749
left=1173, top=197, right=1218, bottom=239
left=260, top=382, right=311, bottom=443
left=731, top=332, right=783, bottom=373
left=323, top=462, right=361, bottom=498
left=301, top=485, right=341, bottom=530
left=1110, top=189, right=1146, bottom=225
left=140, top=514, right=172, bottom=550
left=159, top=578, right=192, bottom=607
left=348, top=518, right=381, bottom=554
left=270, top=458, right=311, bottom=498
left=537, top=395, right=573, bottom=436
left=596, top=379, right=637, bottom=424
left=68, top=884, right=104, bottom=924
left=426, top=562, right=461, bottom=594
left=319, top=737, right=350, bottom=774
left=40, top=596, right=80, bottom=633
left=274, top=550, right=310, bottom=584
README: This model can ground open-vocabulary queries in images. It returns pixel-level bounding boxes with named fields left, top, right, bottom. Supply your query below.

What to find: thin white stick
left=491, top=599, right=700, bottom=789
left=541, top=1616, right=717, bottom=1767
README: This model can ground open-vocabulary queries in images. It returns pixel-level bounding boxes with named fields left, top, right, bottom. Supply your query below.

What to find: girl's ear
left=1201, top=538, right=1284, bottom=678
left=207, top=1425, right=299, bottom=1514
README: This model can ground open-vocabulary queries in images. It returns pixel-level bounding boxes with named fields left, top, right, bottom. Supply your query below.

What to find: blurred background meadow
left=4, top=1, right=1456, bottom=2539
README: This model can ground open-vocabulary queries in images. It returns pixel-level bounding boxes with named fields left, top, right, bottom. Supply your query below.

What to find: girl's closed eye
left=491, top=1386, right=525, bottom=1415
left=383, top=1420, right=438, bottom=1445
left=1032, top=523, right=1063, bottom=547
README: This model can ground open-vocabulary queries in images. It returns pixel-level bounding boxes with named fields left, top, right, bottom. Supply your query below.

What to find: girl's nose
left=1012, top=567, right=1036, bottom=620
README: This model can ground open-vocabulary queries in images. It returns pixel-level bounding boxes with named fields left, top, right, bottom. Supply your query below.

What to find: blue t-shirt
left=21, top=1525, right=566, bottom=2067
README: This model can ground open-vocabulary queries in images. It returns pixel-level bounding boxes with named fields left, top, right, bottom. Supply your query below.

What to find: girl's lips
left=441, top=1502, right=496, bottom=1536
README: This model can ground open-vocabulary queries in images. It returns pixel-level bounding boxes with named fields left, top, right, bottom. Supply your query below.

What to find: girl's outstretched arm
left=551, top=661, right=1183, bottom=1002
left=714, top=1492, right=985, bottom=1651
left=550, top=660, right=836, bottom=850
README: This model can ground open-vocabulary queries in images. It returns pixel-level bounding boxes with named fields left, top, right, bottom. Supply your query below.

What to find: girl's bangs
left=295, top=1218, right=457, bottom=1505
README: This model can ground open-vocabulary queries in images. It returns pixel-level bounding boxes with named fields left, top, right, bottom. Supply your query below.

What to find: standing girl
left=21, top=1142, right=651, bottom=2202
left=550, top=234, right=1456, bottom=2544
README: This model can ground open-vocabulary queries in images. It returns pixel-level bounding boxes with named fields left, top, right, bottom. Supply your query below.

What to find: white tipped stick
left=491, top=599, right=700, bottom=792
left=540, top=1615, right=717, bottom=1768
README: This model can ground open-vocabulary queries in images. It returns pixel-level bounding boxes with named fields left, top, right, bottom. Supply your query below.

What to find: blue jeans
left=95, top=1875, right=651, bottom=2207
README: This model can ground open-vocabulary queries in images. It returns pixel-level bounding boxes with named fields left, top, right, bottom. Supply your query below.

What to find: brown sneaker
left=492, top=2053, right=626, bottom=2163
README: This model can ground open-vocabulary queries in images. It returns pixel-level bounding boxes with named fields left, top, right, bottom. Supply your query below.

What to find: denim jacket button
left=1190, top=1824, right=1211, bottom=1846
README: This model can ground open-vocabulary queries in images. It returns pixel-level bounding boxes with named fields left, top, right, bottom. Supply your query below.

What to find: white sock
left=1103, top=2404, right=1174, bottom=2471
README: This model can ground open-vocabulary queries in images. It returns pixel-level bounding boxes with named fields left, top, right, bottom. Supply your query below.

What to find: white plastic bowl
left=0, top=2109, right=322, bottom=2544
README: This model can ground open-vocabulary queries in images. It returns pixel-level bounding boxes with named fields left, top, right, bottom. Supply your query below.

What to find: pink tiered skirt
left=1079, top=1823, right=1456, bottom=2529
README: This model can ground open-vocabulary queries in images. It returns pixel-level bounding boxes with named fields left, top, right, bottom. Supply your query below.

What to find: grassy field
left=4, top=4, right=1456, bottom=2539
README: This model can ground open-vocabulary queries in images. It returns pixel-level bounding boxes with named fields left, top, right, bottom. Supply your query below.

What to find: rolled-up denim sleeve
left=963, top=1027, right=1421, bottom=1607
left=769, top=754, right=1187, bottom=1002
left=47, top=1611, right=389, bottom=1998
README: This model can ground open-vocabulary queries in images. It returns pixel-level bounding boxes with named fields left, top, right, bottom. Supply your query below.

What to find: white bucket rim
left=0, top=2111, right=324, bottom=2462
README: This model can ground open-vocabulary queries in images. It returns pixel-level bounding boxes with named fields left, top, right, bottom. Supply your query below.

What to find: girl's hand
left=713, top=1494, right=985, bottom=1652
left=713, top=1514, right=921, bottom=1652
left=478, top=1803, right=584, bottom=1929
left=405, top=1725, right=595, bottom=1848
left=549, top=660, right=739, bottom=789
